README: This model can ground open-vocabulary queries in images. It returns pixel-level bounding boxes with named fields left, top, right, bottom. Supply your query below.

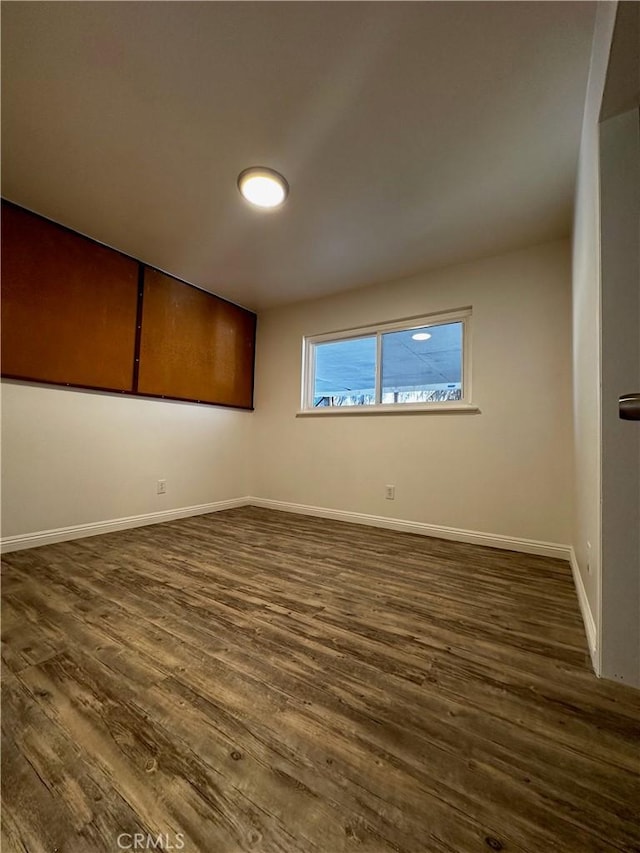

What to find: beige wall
left=252, top=240, right=573, bottom=546
left=0, top=381, right=252, bottom=538
left=1, top=239, right=574, bottom=554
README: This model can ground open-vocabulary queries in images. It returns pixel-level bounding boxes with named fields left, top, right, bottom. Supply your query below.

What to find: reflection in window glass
left=313, top=336, right=376, bottom=407
left=381, top=322, right=463, bottom=404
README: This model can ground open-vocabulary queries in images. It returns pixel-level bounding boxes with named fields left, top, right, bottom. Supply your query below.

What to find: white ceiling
left=1, top=2, right=596, bottom=311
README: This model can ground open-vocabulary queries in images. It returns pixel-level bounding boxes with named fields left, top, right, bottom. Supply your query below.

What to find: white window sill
left=296, top=403, right=481, bottom=417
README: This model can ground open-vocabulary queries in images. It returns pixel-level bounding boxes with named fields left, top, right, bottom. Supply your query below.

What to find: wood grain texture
left=138, top=268, right=256, bottom=408
left=1, top=201, right=139, bottom=392
left=2, top=507, right=639, bottom=853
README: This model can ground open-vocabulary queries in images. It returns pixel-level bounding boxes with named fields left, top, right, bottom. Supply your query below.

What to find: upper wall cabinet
left=1, top=202, right=139, bottom=392
left=138, top=268, right=256, bottom=409
left=0, top=201, right=257, bottom=409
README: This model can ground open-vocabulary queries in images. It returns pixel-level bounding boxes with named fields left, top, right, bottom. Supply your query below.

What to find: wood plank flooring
left=2, top=506, right=639, bottom=853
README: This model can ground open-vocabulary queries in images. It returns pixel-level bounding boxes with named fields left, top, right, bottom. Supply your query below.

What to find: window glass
left=381, top=322, right=463, bottom=404
left=303, top=309, right=470, bottom=411
left=313, top=336, right=376, bottom=407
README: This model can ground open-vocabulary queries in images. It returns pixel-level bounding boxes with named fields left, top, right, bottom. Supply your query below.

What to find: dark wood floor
left=1, top=507, right=639, bottom=853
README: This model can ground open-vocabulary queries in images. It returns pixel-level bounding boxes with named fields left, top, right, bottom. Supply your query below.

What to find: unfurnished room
left=1, top=2, right=639, bottom=852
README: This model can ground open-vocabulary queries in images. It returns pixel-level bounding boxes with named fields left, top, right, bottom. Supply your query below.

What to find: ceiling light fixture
left=412, top=332, right=432, bottom=341
left=237, top=166, right=289, bottom=209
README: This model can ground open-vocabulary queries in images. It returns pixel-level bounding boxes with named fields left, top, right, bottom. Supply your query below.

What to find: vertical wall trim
left=132, top=263, right=145, bottom=392
left=569, top=548, right=599, bottom=673
left=249, top=314, right=258, bottom=409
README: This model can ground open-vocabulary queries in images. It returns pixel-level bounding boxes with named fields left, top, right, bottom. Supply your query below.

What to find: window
left=301, top=308, right=473, bottom=413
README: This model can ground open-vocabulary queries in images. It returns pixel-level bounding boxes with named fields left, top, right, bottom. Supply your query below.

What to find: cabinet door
left=137, top=268, right=255, bottom=408
left=1, top=203, right=139, bottom=392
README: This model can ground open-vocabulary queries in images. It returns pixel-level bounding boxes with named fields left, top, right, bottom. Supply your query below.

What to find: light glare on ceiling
left=412, top=332, right=432, bottom=341
left=238, top=167, right=288, bottom=209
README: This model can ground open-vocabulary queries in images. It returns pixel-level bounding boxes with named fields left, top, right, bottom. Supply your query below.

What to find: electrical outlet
left=385, top=484, right=395, bottom=500
left=157, top=479, right=167, bottom=495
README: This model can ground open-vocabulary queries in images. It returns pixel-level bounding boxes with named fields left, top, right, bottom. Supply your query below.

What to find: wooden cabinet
left=1, top=201, right=256, bottom=409
left=1, top=202, right=139, bottom=392
left=138, top=268, right=255, bottom=408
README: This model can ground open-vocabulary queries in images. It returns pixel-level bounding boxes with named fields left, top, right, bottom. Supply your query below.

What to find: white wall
left=252, top=239, right=573, bottom=548
left=1, top=381, right=252, bottom=539
left=571, top=3, right=617, bottom=669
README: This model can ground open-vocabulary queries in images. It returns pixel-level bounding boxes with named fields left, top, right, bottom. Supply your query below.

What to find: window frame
left=300, top=307, right=477, bottom=415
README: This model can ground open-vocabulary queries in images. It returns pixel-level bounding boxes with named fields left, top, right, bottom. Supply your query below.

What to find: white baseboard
left=247, top=497, right=572, bottom=561
left=0, top=497, right=249, bottom=553
left=569, top=547, right=599, bottom=672
left=1, top=493, right=573, bottom=564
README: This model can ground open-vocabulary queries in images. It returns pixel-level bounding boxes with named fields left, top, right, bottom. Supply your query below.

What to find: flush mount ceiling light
left=412, top=332, right=432, bottom=341
left=237, top=167, right=289, bottom=209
